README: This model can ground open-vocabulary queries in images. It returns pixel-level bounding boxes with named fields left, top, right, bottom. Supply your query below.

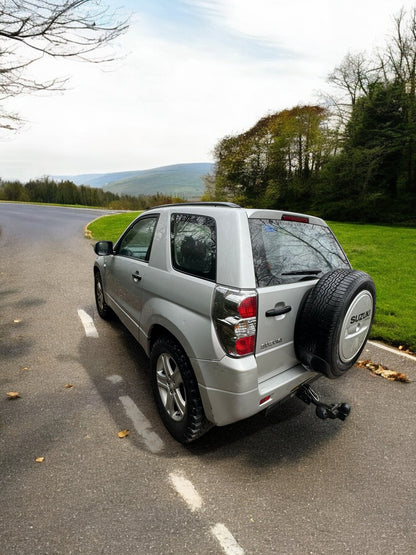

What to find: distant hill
left=54, top=170, right=141, bottom=188
left=54, top=163, right=214, bottom=199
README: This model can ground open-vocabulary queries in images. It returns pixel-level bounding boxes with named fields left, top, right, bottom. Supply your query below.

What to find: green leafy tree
left=379, top=8, right=416, bottom=193
left=317, top=80, right=410, bottom=221
left=56, top=181, right=81, bottom=204
left=210, top=106, right=334, bottom=209
left=317, top=8, right=416, bottom=222
left=0, top=180, right=29, bottom=201
left=347, top=81, right=405, bottom=197
left=25, top=177, right=58, bottom=203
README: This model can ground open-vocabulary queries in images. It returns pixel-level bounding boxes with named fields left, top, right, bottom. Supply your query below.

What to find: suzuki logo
left=350, top=310, right=371, bottom=324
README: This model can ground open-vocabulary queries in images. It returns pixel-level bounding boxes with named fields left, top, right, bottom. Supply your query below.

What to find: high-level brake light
left=282, top=214, right=309, bottom=223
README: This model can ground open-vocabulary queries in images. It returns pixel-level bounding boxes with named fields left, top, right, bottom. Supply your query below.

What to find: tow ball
left=296, top=384, right=351, bottom=421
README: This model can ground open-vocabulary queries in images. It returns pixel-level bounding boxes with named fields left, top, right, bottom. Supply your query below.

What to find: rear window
left=249, top=218, right=350, bottom=287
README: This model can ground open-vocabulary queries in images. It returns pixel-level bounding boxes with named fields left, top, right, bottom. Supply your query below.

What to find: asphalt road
left=1, top=203, right=415, bottom=554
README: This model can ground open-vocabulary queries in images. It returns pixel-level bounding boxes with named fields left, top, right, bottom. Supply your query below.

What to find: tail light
left=213, top=286, right=257, bottom=357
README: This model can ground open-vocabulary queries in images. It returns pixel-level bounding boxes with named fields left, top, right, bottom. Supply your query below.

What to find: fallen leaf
left=398, top=345, right=416, bottom=356
left=35, top=457, right=45, bottom=463
left=117, top=429, right=130, bottom=439
left=356, top=360, right=410, bottom=382
left=6, top=391, right=21, bottom=399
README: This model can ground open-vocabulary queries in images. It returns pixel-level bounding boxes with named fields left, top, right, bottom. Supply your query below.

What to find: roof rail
left=145, top=201, right=241, bottom=210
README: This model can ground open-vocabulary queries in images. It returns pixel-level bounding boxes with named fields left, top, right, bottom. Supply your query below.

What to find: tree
left=210, top=106, right=334, bottom=209
left=317, top=78, right=410, bottom=222
left=315, top=8, right=416, bottom=222
left=326, top=9, right=416, bottom=196
left=348, top=81, right=405, bottom=195
left=327, top=52, right=380, bottom=106
left=0, top=0, right=128, bottom=129
left=0, top=179, right=29, bottom=201
left=379, top=8, right=416, bottom=192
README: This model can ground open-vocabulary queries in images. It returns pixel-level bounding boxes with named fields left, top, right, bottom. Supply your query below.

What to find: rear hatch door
left=248, top=214, right=350, bottom=383
left=255, top=281, right=316, bottom=383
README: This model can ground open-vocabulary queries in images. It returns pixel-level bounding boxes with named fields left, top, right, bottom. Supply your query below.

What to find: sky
left=1, top=0, right=416, bottom=181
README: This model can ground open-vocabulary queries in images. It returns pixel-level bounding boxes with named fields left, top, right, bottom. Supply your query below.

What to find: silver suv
left=93, top=203, right=375, bottom=443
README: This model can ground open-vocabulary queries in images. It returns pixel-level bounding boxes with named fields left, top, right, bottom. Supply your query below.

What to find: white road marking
left=119, top=395, right=164, bottom=454
left=81, top=315, right=244, bottom=552
left=169, top=473, right=203, bottom=512
left=368, top=340, right=416, bottom=362
left=169, top=473, right=244, bottom=554
left=106, top=374, right=124, bottom=384
left=211, top=523, right=245, bottom=555
left=77, top=309, right=99, bottom=338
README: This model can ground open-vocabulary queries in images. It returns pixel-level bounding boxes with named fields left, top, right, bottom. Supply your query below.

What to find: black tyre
left=295, top=269, right=376, bottom=378
left=94, top=270, right=112, bottom=320
left=150, top=335, right=210, bottom=443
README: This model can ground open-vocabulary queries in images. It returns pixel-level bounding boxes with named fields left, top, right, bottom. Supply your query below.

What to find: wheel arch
left=147, top=322, right=212, bottom=410
left=148, top=324, right=179, bottom=353
left=147, top=322, right=199, bottom=374
left=143, top=306, right=214, bottom=366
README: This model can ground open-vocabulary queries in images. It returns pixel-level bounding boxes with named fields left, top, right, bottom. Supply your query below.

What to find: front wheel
left=150, top=336, right=210, bottom=443
left=94, top=270, right=112, bottom=320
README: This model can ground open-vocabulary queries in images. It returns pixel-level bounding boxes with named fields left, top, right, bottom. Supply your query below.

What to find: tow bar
left=296, top=384, right=351, bottom=421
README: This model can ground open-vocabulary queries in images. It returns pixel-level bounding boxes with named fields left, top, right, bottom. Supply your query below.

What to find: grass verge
left=87, top=214, right=416, bottom=351
left=329, top=222, right=416, bottom=352
left=87, top=212, right=141, bottom=241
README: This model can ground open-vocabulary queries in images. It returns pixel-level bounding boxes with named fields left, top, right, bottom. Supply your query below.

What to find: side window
left=118, top=216, right=158, bottom=261
left=171, top=214, right=216, bottom=280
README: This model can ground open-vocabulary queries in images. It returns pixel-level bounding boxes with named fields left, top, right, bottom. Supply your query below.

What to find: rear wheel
left=295, top=269, right=376, bottom=378
left=150, top=336, right=210, bottom=443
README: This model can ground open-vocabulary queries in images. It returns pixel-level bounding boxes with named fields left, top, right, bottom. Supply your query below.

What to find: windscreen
left=249, top=218, right=350, bottom=287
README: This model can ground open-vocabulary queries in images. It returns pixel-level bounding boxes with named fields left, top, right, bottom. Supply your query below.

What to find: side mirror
left=94, top=240, right=114, bottom=256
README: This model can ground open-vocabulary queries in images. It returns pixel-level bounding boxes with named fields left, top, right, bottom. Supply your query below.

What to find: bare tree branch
left=0, top=0, right=129, bottom=128
left=380, top=7, right=416, bottom=93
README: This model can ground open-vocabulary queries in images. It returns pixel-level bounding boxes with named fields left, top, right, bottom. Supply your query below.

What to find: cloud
left=1, top=0, right=415, bottom=181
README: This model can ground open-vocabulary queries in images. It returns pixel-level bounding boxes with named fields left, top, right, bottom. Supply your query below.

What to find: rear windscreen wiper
left=281, top=269, right=321, bottom=276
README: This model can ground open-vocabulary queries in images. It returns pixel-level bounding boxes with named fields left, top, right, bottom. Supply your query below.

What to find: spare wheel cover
left=339, top=289, right=374, bottom=363
left=295, top=269, right=376, bottom=379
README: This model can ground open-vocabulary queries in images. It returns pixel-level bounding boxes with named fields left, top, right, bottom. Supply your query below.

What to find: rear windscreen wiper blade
left=281, top=269, right=322, bottom=276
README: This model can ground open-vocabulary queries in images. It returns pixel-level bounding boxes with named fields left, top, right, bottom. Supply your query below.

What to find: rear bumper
left=194, top=357, right=319, bottom=426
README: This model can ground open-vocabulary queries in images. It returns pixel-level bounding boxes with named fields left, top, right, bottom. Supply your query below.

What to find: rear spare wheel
left=295, top=269, right=376, bottom=378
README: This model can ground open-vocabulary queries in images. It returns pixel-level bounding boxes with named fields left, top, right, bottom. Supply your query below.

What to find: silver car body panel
left=255, top=280, right=317, bottom=382
left=95, top=204, right=347, bottom=427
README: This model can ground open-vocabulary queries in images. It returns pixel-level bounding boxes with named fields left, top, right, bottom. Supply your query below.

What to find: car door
left=105, top=215, right=159, bottom=333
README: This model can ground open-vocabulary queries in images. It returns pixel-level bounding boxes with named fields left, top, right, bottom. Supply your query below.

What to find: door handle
left=132, top=272, right=142, bottom=282
left=265, top=305, right=291, bottom=317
